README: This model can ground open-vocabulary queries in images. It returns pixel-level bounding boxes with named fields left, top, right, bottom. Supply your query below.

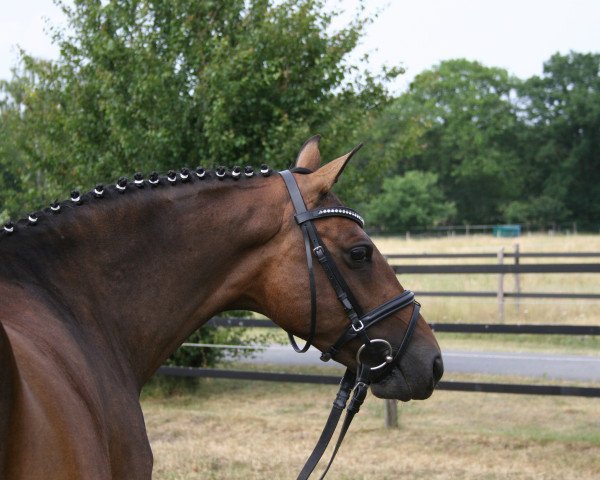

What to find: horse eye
left=350, top=247, right=368, bottom=262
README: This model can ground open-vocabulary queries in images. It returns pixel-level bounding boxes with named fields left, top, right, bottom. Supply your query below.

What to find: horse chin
left=369, top=366, right=435, bottom=401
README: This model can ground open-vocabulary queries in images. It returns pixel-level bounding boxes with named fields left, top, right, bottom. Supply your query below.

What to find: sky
left=1, top=0, right=599, bottom=92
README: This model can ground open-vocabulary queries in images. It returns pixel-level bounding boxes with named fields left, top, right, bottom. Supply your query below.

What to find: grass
left=141, top=376, right=600, bottom=480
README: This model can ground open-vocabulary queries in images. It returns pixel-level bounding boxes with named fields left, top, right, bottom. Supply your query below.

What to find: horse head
left=251, top=136, right=443, bottom=401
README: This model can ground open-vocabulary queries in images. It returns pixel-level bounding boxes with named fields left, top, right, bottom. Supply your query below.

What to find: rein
left=279, top=170, right=421, bottom=479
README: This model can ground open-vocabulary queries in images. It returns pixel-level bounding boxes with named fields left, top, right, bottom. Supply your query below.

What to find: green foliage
left=517, top=52, right=600, bottom=228
left=0, top=0, right=397, bottom=218
left=502, top=196, right=571, bottom=225
left=360, top=54, right=600, bottom=231
left=364, top=171, right=456, bottom=232
left=164, top=326, right=236, bottom=368
left=380, top=59, right=523, bottom=224
left=164, top=319, right=275, bottom=368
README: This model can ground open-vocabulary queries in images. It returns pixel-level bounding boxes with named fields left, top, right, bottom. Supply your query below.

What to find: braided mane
left=0, top=165, right=273, bottom=243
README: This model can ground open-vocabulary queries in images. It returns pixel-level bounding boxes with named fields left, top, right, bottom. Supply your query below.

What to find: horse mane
left=0, top=165, right=273, bottom=253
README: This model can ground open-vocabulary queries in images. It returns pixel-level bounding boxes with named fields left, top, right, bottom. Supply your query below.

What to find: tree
left=515, top=52, right=600, bottom=229
left=0, top=0, right=398, bottom=217
left=364, top=171, right=456, bottom=232
left=364, top=59, right=523, bottom=225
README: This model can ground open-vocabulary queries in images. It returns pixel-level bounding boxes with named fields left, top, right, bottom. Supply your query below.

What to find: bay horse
left=0, top=136, right=443, bottom=479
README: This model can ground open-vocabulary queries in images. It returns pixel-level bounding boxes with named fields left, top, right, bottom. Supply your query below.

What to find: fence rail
left=391, top=263, right=600, bottom=274
left=157, top=366, right=600, bottom=398
left=385, top=252, right=600, bottom=259
left=207, top=317, right=600, bottom=336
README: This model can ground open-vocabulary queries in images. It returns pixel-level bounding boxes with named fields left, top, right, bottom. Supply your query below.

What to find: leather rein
left=279, top=170, right=421, bottom=479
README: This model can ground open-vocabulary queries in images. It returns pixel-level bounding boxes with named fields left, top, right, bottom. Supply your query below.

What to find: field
left=142, top=376, right=600, bottom=480
left=142, top=233, right=600, bottom=479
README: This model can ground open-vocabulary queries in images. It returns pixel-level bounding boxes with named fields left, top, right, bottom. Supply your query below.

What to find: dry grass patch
left=143, top=378, right=600, bottom=480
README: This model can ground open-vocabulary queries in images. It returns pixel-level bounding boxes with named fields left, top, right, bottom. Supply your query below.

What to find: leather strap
left=316, top=380, right=369, bottom=480
left=296, top=369, right=356, bottom=480
left=281, top=170, right=318, bottom=352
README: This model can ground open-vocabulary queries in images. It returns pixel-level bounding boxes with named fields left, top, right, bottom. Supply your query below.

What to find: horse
left=0, top=136, right=443, bottom=479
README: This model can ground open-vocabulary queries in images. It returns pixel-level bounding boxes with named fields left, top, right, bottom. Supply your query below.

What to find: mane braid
left=0, top=165, right=273, bottom=242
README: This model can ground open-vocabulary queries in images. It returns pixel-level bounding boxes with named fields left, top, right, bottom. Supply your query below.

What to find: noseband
left=280, top=170, right=421, bottom=479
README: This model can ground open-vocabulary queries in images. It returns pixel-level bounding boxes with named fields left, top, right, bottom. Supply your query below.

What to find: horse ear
left=312, top=143, right=363, bottom=194
left=293, top=135, right=322, bottom=170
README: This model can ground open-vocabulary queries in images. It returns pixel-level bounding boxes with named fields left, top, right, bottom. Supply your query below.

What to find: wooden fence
left=386, top=249, right=600, bottom=322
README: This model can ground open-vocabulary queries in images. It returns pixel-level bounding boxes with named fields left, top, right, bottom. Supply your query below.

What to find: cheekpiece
left=148, top=172, right=160, bottom=186
left=71, top=190, right=82, bottom=204
left=167, top=170, right=177, bottom=184
left=244, top=166, right=254, bottom=177
left=93, top=184, right=104, bottom=198
left=134, top=173, right=145, bottom=188
left=116, top=177, right=128, bottom=192
left=3, top=221, right=14, bottom=234
left=195, top=167, right=206, bottom=179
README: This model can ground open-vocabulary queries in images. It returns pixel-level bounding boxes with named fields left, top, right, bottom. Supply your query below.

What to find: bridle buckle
left=312, top=245, right=325, bottom=258
left=351, top=320, right=365, bottom=332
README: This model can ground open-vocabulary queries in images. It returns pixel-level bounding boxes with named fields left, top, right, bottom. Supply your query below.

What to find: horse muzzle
left=370, top=348, right=444, bottom=401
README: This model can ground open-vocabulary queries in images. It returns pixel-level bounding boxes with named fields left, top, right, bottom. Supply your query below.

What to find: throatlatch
left=279, top=170, right=421, bottom=479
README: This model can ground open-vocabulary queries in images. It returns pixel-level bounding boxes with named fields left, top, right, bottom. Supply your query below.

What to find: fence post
left=514, top=243, right=521, bottom=315
left=497, top=247, right=505, bottom=323
left=384, top=399, right=399, bottom=428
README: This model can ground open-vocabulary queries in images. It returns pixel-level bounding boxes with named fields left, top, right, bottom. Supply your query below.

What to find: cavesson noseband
left=279, top=170, right=421, bottom=479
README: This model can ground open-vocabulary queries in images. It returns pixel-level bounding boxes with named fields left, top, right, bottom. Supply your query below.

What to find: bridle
left=279, top=170, right=421, bottom=479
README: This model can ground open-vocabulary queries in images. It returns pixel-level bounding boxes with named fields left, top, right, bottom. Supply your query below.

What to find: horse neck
left=1, top=176, right=286, bottom=388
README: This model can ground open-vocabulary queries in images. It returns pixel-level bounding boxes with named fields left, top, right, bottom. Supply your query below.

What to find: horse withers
left=0, top=136, right=442, bottom=479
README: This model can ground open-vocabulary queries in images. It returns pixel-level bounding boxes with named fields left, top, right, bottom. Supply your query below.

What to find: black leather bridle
left=279, top=170, right=421, bottom=479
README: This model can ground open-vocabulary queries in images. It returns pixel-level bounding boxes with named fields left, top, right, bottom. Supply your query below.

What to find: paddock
left=142, top=376, right=599, bottom=480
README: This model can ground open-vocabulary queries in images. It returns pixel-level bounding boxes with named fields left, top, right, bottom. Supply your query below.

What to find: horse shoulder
left=0, top=285, right=153, bottom=479
left=0, top=319, right=18, bottom=479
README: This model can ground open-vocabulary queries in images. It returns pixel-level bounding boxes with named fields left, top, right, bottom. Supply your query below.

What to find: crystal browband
left=294, top=207, right=365, bottom=228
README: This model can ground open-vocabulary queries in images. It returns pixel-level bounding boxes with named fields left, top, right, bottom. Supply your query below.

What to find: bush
left=164, top=312, right=276, bottom=368
left=364, top=171, right=456, bottom=232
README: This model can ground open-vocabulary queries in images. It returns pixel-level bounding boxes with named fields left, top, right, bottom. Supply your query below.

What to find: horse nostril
left=433, top=355, right=444, bottom=383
